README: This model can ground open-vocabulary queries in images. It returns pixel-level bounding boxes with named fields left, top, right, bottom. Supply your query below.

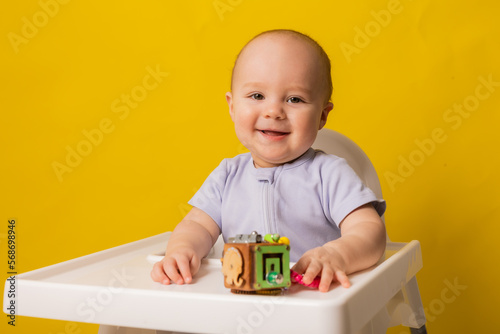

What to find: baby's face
left=226, top=34, right=333, bottom=168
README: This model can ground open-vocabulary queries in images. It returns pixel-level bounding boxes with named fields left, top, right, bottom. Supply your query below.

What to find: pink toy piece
left=290, top=270, right=321, bottom=289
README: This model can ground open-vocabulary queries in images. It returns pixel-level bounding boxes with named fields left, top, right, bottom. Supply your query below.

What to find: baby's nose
left=263, top=102, right=286, bottom=119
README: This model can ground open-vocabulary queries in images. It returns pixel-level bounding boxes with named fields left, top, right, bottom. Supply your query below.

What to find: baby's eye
left=287, top=96, right=303, bottom=103
left=250, top=93, right=264, bottom=100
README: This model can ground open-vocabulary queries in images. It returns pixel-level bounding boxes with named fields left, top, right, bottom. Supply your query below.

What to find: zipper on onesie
left=262, top=180, right=274, bottom=235
left=255, top=167, right=278, bottom=235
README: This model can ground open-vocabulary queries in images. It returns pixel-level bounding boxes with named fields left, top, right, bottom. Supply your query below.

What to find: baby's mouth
left=259, top=130, right=290, bottom=136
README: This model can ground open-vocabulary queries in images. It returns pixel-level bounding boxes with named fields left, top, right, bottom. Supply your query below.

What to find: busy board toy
left=221, top=231, right=291, bottom=294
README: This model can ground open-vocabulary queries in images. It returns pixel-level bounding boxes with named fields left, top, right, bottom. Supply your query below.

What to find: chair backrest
left=312, top=128, right=384, bottom=202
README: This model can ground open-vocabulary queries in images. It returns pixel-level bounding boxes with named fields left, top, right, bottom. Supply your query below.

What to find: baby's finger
left=189, top=254, right=201, bottom=277
left=335, top=270, right=351, bottom=288
left=291, top=257, right=310, bottom=275
left=177, top=256, right=193, bottom=284
left=301, top=262, right=321, bottom=285
left=151, top=261, right=168, bottom=283
left=318, top=268, right=334, bottom=293
left=165, top=257, right=184, bottom=285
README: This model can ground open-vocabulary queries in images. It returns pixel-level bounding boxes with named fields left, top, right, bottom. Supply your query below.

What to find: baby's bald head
left=230, top=29, right=333, bottom=103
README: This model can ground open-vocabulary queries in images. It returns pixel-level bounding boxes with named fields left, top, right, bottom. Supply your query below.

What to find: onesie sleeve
left=188, top=159, right=228, bottom=228
left=322, top=158, right=386, bottom=226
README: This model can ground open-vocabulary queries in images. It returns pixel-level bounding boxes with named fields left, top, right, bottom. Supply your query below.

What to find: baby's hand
left=291, top=244, right=351, bottom=292
left=150, top=246, right=201, bottom=285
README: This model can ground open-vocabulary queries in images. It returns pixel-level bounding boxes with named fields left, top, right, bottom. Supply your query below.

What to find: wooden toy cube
left=221, top=233, right=291, bottom=294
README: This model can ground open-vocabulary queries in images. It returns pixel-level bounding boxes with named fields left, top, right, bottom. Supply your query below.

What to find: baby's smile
left=257, top=128, right=291, bottom=142
left=258, top=129, right=290, bottom=137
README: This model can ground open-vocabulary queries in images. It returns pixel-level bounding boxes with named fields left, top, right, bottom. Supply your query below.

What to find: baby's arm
left=292, top=203, right=386, bottom=292
left=150, top=207, right=220, bottom=285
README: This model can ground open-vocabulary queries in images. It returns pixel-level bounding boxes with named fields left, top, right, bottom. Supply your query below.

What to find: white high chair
left=3, top=128, right=427, bottom=334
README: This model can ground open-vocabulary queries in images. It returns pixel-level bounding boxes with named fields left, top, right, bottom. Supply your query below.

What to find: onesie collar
left=250, top=148, right=316, bottom=183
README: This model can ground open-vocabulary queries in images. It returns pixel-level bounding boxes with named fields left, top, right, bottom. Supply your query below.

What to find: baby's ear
left=318, top=102, right=334, bottom=129
left=226, top=92, right=235, bottom=121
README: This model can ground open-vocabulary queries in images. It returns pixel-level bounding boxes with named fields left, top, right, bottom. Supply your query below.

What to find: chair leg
left=410, top=324, right=427, bottom=334
left=401, top=277, right=426, bottom=328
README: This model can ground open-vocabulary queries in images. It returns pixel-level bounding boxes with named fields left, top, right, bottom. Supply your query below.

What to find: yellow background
left=1, top=0, right=499, bottom=333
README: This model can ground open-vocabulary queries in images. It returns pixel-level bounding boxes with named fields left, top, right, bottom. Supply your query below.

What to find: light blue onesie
left=189, top=148, right=386, bottom=262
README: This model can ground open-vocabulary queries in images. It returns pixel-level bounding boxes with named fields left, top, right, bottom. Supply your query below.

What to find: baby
left=151, top=29, right=386, bottom=292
